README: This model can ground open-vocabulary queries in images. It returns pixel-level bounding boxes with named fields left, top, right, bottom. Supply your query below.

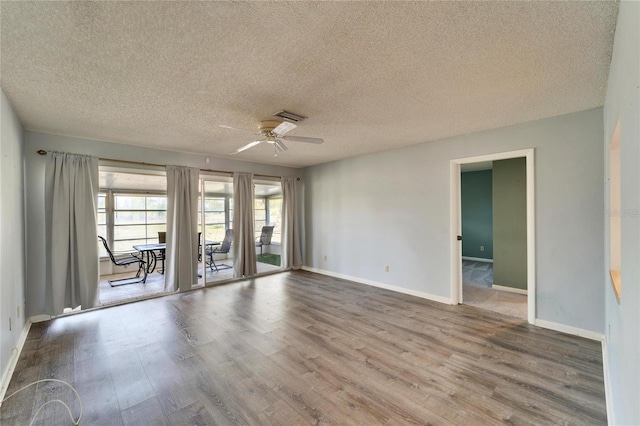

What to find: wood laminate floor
left=1, top=271, right=606, bottom=425
left=462, top=260, right=527, bottom=320
left=98, top=259, right=281, bottom=306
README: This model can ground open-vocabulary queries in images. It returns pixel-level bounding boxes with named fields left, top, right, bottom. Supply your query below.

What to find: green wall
left=461, top=170, right=493, bottom=259
left=493, top=158, right=527, bottom=290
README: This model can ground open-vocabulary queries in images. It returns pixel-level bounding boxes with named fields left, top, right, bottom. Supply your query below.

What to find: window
left=201, top=196, right=227, bottom=242
left=254, top=196, right=282, bottom=244
left=199, top=178, right=233, bottom=247
left=255, top=198, right=266, bottom=236
left=268, top=197, right=282, bottom=244
left=97, top=193, right=108, bottom=257
left=113, top=194, right=166, bottom=251
left=97, top=168, right=167, bottom=259
left=254, top=181, right=283, bottom=245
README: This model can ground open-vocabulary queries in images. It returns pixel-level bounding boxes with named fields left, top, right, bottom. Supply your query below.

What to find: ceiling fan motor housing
left=227, top=118, right=321, bottom=155
left=259, top=120, right=282, bottom=134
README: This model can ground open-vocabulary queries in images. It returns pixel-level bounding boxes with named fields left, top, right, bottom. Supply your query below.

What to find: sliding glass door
left=96, top=167, right=167, bottom=305
left=195, top=177, right=285, bottom=286
left=198, top=177, right=234, bottom=286
left=254, top=180, right=283, bottom=272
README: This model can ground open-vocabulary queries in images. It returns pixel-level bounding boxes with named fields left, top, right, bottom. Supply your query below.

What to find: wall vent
left=273, top=110, right=307, bottom=123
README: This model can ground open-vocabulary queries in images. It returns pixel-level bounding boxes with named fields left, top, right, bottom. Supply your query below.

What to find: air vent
left=273, top=110, right=307, bottom=123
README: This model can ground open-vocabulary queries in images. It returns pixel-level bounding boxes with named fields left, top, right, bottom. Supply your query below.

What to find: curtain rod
left=36, top=150, right=299, bottom=181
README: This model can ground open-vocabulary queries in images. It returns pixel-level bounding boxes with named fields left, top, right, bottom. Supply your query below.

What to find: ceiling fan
left=221, top=120, right=324, bottom=156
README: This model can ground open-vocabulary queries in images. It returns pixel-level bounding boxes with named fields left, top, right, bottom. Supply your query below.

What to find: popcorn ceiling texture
left=0, top=1, right=618, bottom=168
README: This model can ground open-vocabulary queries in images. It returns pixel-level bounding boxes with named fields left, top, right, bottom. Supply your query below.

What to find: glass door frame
left=199, top=177, right=234, bottom=286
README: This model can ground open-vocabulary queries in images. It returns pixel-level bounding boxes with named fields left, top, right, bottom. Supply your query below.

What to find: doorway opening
left=450, top=149, right=535, bottom=323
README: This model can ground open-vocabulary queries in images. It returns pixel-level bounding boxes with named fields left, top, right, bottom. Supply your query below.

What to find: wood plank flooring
left=462, top=260, right=527, bottom=319
left=98, top=259, right=281, bottom=306
left=1, top=271, right=607, bottom=425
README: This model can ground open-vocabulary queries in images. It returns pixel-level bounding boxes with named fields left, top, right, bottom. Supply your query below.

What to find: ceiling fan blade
left=282, top=135, right=324, bottom=144
left=274, top=140, right=288, bottom=152
left=231, top=140, right=262, bottom=154
left=219, top=124, right=259, bottom=135
left=273, top=121, right=297, bottom=136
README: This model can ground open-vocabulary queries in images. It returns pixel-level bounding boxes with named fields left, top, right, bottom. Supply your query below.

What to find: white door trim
left=450, top=148, right=536, bottom=324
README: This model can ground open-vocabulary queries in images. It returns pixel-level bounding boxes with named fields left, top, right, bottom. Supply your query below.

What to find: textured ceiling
left=0, top=1, right=618, bottom=168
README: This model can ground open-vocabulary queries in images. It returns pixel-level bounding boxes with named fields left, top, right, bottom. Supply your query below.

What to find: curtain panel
left=232, top=172, right=257, bottom=277
left=281, top=177, right=303, bottom=270
left=44, top=151, right=99, bottom=315
left=165, top=165, right=199, bottom=292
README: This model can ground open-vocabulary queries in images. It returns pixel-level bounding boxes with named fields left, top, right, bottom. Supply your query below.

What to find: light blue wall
left=23, top=131, right=301, bottom=317
left=461, top=170, right=493, bottom=259
left=602, top=1, right=640, bottom=424
left=303, top=108, right=604, bottom=333
left=0, top=90, right=26, bottom=384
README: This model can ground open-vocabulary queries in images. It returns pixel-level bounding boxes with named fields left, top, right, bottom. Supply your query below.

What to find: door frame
left=450, top=148, right=536, bottom=324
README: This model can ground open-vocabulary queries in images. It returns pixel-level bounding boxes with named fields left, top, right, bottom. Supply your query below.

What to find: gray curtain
left=45, top=151, right=99, bottom=315
left=281, top=177, right=303, bottom=270
left=165, top=165, right=199, bottom=292
left=232, top=172, right=257, bottom=277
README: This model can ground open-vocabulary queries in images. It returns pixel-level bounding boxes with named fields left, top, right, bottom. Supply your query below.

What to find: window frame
left=99, top=190, right=168, bottom=256
left=199, top=191, right=233, bottom=243
left=254, top=195, right=282, bottom=244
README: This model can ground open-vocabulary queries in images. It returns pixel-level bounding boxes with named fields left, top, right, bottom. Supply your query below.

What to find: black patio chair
left=98, top=236, right=147, bottom=286
left=206, top=229, right=233, bottom=271
left=157, top=231, right=166, bottom=274
left=256, top=226, right=275, bottom=256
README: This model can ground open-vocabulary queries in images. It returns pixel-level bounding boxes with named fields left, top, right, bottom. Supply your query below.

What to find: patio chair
left=98, top=236, right=147, bottom=286
left=206, top=229, right=233, bottom=271
left=256, top=226, right=275, bottom=255
left=157, top=231, right=166, bottom=274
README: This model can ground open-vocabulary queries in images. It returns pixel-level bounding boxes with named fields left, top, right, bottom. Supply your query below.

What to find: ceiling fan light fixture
left=222, top=116, right=323, bottom=156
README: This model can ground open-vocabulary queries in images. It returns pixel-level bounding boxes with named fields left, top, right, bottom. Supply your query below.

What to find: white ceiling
left=0, top=1, right=618, bottom=168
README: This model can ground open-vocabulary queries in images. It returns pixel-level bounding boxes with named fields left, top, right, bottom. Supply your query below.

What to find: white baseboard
left=492, top=284, right=527, bottom=295
left=29, top=314, right=52, bottom=323
left=0, top=319, right=32, bottom=406
left=301, top=266, right=453, bottom=305
left=462, top=256, right=494, bottom=263
left=534, top=318, right=605, bottom=341
left=601, top=339, right=615, bottom=425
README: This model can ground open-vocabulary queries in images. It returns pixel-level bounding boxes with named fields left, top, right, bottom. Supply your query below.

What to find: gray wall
left=461, top=170, right=493, bottom=259
left=602, top=1, right=640, bottom=424
left=23, top=131, right=301, bottom=317
left=493, top=158, right=527, bottom=290
left=304, top=108, right=604, bottom=332
left=0, top=91, right=26, bottom=381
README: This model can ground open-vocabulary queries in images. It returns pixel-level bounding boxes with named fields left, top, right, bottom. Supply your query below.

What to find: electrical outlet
left=384, top=265, right=389, bottom=272
left=480, top=246, right=485, bottom=251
